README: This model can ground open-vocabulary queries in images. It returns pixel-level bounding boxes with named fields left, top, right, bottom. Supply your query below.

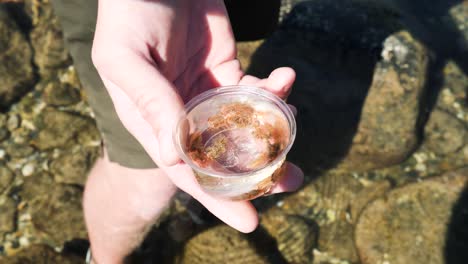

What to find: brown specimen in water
left=187, top=102, right=288, bottom=169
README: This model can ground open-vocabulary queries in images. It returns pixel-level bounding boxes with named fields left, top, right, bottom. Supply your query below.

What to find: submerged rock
left=21, top=172, right=54, bottom=203
left=28, top=184, right=86, bottom=246
left=261, top=209, right=317, bottom=263
left=0, top=129, right=8, bottom=142
left=42, top=80, right=81, bottom=107
left=0, top=244, right=82, bottom=264
left=280, top=172, right=391, bottom=263
left=343, top=30, right=428, bottom=171
left=278, top=172, right=391, bottom=262
left=0, top=196, right=16, bottom=237
left=449, top=0, right=468, bottom=53
left=21, top=172, right=86, bottom=247
left=31, top=109, right=97, bottom=150
left=179, top=225, right=268, bottom=264
left=6, top=114, right=20, bottom=132
left=50, top=148, right=96, bottom=186
left=0, top=6, right=35, bottom=108
left=25, top=0, right=71, bottom=76
left=4, top=142, right=35, bottom=159
left=0, top=167, right=14, bottom=194
left=437, top=61, right=467, bottom=124
left=423, top=109, right=466, bottom=155
left=355, top=168, right=468, bottom=264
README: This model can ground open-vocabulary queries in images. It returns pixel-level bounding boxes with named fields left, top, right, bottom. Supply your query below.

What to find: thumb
left=93, top=48, right=183, bottom=166
left=133, top=71, right=184, bottom=166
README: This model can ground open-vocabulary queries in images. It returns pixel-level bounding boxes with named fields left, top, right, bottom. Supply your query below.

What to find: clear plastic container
left=173, top=86, right=296, bottom=200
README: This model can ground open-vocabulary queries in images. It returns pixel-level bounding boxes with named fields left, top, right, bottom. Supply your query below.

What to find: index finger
left=164, top=164, right=259, bottom=233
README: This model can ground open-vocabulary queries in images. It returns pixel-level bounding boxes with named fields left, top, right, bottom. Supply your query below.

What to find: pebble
left=414, top=163, right=426, bottom=172
left=41, top=160, right=49, bottom=171
left=413, top=152, right=427, bottom=163
left=21, top=163, right=35, bottom=177
left=326, top=209, right=337, bottom=223
left=0, top=129, right=8, bottom=141
left=17, top=201, right=27, bottom=211
left=0, top=114, right=6, bottom=127
left=0, top=149, right=6, bottom=160
left=6, top=114, right=20, bottom=131
left=18, top=236, right=29, bottom=247
left=21, top=120, right=35, bottom=130
left=18, top=213, right=31, bottom=222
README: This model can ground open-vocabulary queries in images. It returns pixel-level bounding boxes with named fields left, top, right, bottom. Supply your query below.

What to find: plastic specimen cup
left=174, top=86, right=296, bottom=200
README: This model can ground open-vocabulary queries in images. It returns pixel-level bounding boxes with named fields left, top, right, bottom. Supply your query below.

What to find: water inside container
left=202, top=127, right=270, bottom=173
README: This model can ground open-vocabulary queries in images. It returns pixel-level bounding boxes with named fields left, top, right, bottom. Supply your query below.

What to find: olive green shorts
left=51, top=0, right=280, bottom=169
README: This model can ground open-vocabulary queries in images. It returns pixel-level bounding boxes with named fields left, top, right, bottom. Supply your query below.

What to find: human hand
left=92, top=0, right=303, bottom=232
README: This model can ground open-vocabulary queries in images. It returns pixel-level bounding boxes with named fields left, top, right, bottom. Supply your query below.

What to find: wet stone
left=20, top=172, right=54, bottom=202
left=355, top=168, right=468, bottom=264
left=42, top=81, right=81, bottom=106
left=437, top=61, right=468, bottom=123
left=381, top=106, right=468, bottom=180
left=261, top=209, right=317, bottom=263
left=28, top=184, right=86, bottom=246
left=180, top=225, right=268, bottom=264
left=0, top=244, right=82, bottom=264
left=0, top=167, right=14, bottom=194
left=6, top=114, right=20, bottom=132
left=449, top=1, right=468, bottom=53
left=422, top=109, right=466, bottom=155
left=0, top=114, right=6, bottom=127
left=4, top=143, right=35, bottom=159
left=350, top=180, right=392, bottom=222
left=76, top=120, right=101, bottom=146
left=26, top=0, right=71, bottom=76
left=0, top=6, right=35, bottom=108
left=0, top=196, right=16, bottom=237
left=0, top=128, right=9, bottom=142
left=0, top=149, right=6, bottom=160
left=32, top=110, right=96, bottom=150
left=50, top=148, right=95, bottom=186
left=341, top=30, right=428, bottom=171
left=21, top=162, right=35, bottom=177
left=279, top=171, right=393, bottom=262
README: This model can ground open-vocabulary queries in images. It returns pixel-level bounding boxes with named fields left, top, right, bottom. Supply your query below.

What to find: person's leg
left=83, top=152, right=176, bottom=263
left=50, top=1, right=176, bottom=263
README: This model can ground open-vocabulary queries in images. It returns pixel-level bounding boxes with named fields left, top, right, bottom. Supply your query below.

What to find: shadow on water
left=248, top=0, right=467, bottom=179
left=246, top=226, right=290, bottom=264
left=247, top=0, right=401, bottom=177
left=445, top=184, right=468, bottom=264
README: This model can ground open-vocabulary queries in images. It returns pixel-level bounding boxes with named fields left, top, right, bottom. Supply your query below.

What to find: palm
left=147, top=0, right=241, bottom=102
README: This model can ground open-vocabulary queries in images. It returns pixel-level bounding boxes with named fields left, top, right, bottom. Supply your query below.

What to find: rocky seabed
left=0, top=0, right=467, bottom=263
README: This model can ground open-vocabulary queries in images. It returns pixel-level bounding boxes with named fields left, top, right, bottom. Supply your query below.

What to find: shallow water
left=0, top=0, right=467, bottom=263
